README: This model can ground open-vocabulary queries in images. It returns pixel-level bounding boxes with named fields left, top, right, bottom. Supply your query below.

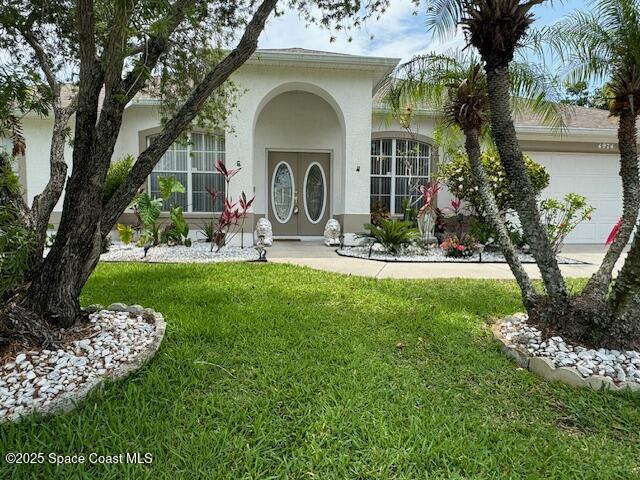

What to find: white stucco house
left=11, top=48, right=625, bottom=245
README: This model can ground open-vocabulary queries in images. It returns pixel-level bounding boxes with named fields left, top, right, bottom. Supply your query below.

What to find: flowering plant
left=438, top=149, right=549, bottom=216
left=440, top=234, right=479, bottom=258
left=205, top=160, right=254, bottom=251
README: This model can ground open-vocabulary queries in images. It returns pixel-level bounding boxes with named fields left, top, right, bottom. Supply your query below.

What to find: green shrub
left=0, top=205, right=35, bottom=301
left=103, top=155, right=134, bottom=204
left=358, top=219, right=420, bottom=255
left=439, top=149, right=550, bottom=215
left=540, top=193, right=595, bottom=253
left=469, top=218, right=526, bottom=248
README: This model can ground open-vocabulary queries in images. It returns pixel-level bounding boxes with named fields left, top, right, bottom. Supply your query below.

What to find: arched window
left=370, top=138, right=433, bottom=214
left=149, top=132, right=225, bottom=212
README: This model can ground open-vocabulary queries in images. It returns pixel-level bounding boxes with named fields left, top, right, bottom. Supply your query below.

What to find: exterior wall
left=21, top=116, right=74, bottom=213
left=15, top=60, right=623, bottom=245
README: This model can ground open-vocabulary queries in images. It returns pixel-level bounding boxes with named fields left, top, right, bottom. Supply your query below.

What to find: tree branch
left=121, top=0, right=200, bottom=103
left=101, top=0, right=278, bottom=234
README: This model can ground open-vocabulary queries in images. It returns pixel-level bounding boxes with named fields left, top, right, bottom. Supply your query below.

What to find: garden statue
left=418, top=209, right=438, bottom=245
left=254, top=218, right=273, bottom=247
left=417, top=182, right=441, bottom=245
left=324, top=219, right=341, bottom=246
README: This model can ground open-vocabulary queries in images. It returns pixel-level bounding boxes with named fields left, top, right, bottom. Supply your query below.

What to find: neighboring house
left=13, top=48, right=624, bottom=244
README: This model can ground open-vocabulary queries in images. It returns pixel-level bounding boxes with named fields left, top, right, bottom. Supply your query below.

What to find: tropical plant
left=439, top=149, right=550, bottom=216
left=384, top=49, right=562, bottom=309
left=134, top=193, right=163, bottom=247
left=117, top=223, right=135, bottom=245
left=426, top=0, right=640, bottom=349
left=542, top=0, right=640, bottom=301
left=205, top=160, right=254, bottom=251
left=540, top=194, right=595, bottom=254
left=425, top=1, right=569, bottom=313
left=357, top=219, right=420, bottom=256
left=198, top=222, right=216, bottom=243
left=441, top=234, right=479, bottom=258
left=158, top=175, right=186, bottom=204
left=103, top=156, right=134, bottom=204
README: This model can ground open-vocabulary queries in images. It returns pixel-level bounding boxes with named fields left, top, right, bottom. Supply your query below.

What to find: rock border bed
left=493, top=314, right=640, bottom=392
left=99, top=242, right=259, bottom=263
left=337, top=246, right=586, bottom=264
left=0, top=304, right=166, bottom=423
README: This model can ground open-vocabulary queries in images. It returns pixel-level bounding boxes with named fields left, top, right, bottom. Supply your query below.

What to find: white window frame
left=148, top=132, right=225, bottom=213
left=370, top=137, right=432, bottom=215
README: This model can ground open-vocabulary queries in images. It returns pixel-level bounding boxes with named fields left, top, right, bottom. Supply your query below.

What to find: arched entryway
left=253, top=84, right=345, bottom=236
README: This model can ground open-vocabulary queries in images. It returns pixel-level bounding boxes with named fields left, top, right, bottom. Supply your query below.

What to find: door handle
left=293, top=191, right=299, bottom=215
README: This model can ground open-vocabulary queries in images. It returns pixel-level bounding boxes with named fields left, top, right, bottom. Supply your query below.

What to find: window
left=370, top=138, right=433, bottom=214
left=149, top=132, right=225, bottom=212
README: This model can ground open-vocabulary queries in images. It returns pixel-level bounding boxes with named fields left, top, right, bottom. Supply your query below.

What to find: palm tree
left=543, top=0, right=640, bottom=303
left=425, top=0, right=570, bottom=310
left=425, top=0, right=640, bottom=349
left=384, top=53, right=565, bottom=308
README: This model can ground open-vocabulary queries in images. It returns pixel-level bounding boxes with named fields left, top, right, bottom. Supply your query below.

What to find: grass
left=1, top=262, right=640, bottom=479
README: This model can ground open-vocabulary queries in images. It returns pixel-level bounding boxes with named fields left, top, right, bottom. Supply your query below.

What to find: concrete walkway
left=268, top=241, right=625, bottom=280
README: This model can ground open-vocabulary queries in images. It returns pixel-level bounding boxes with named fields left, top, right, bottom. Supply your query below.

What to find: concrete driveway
left=267, top=241, right=624, bottom=280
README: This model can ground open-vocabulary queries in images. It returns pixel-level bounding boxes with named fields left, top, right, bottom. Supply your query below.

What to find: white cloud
left=258, top=0, right=464, bottom=62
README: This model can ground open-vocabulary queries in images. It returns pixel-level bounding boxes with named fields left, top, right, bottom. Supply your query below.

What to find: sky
left=258, top=1, right=587, bottom=64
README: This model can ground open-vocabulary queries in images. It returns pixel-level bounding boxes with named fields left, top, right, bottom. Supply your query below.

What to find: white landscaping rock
left=100, top=242, right=259, bottom=263
left=499, top=315, right=640, bottom=387
left=337, top=246, right=583, bottom=264
left=1, top=308, right=165, bottom=423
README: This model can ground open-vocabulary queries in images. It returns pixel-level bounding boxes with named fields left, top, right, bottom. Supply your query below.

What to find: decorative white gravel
left=100, top=242, right=259, bottom=263
left=337, top=246, right=584, bottom=264
left=0, top=309, right=159, bottom=422
left=500, top=315, right=640, bottom=384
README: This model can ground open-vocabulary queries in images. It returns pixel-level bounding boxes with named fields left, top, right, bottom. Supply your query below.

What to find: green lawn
left=1, top=263, right=639, bottom=479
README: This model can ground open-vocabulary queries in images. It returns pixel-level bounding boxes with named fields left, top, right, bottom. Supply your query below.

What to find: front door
left=268, top=151, right=330, bottom=236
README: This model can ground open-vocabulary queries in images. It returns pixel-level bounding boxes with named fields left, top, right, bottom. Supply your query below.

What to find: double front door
left=267, top=151, right=330, bottom=236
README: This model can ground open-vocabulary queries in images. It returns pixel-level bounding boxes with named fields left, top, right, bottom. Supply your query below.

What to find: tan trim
left=334, top=213, right=370, bottom=233
left=520, top=139, right=619, bottom=154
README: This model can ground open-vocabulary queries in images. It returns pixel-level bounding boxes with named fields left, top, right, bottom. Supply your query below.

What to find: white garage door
left=528, top=152, right=622, bottom=244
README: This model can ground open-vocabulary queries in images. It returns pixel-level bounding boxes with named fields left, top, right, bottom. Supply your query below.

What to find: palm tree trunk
left=583, top=109, right=640, bottom=298
left=610, top=216, right=640, bottom=314
left=483, top=63, right=568, bottom=309
left=464, top=128, right=537, bottom=308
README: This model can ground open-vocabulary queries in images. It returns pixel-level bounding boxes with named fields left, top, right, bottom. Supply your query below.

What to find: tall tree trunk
left=610, top=216, right=640, bottom=314
left=583, top=109, right=640, bottom=298
left=483, top=63, right=569, bottom=309
left=20, top=0, right=105, bottom=326
left=464, top=128, right=537, bottom=308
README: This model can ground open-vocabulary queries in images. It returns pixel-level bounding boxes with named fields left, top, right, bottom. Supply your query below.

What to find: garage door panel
left=527, top=152, right=622, bottom=244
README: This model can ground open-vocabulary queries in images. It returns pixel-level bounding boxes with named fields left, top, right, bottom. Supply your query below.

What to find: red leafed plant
left=205, top=160, right=254, bottom=251
left=417, top=181, right=442, bottom=218
left=606, top=218, right=623, bottom=246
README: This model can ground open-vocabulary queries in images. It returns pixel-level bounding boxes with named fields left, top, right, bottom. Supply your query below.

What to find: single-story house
left=10, top=48, right=624, bottom=245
